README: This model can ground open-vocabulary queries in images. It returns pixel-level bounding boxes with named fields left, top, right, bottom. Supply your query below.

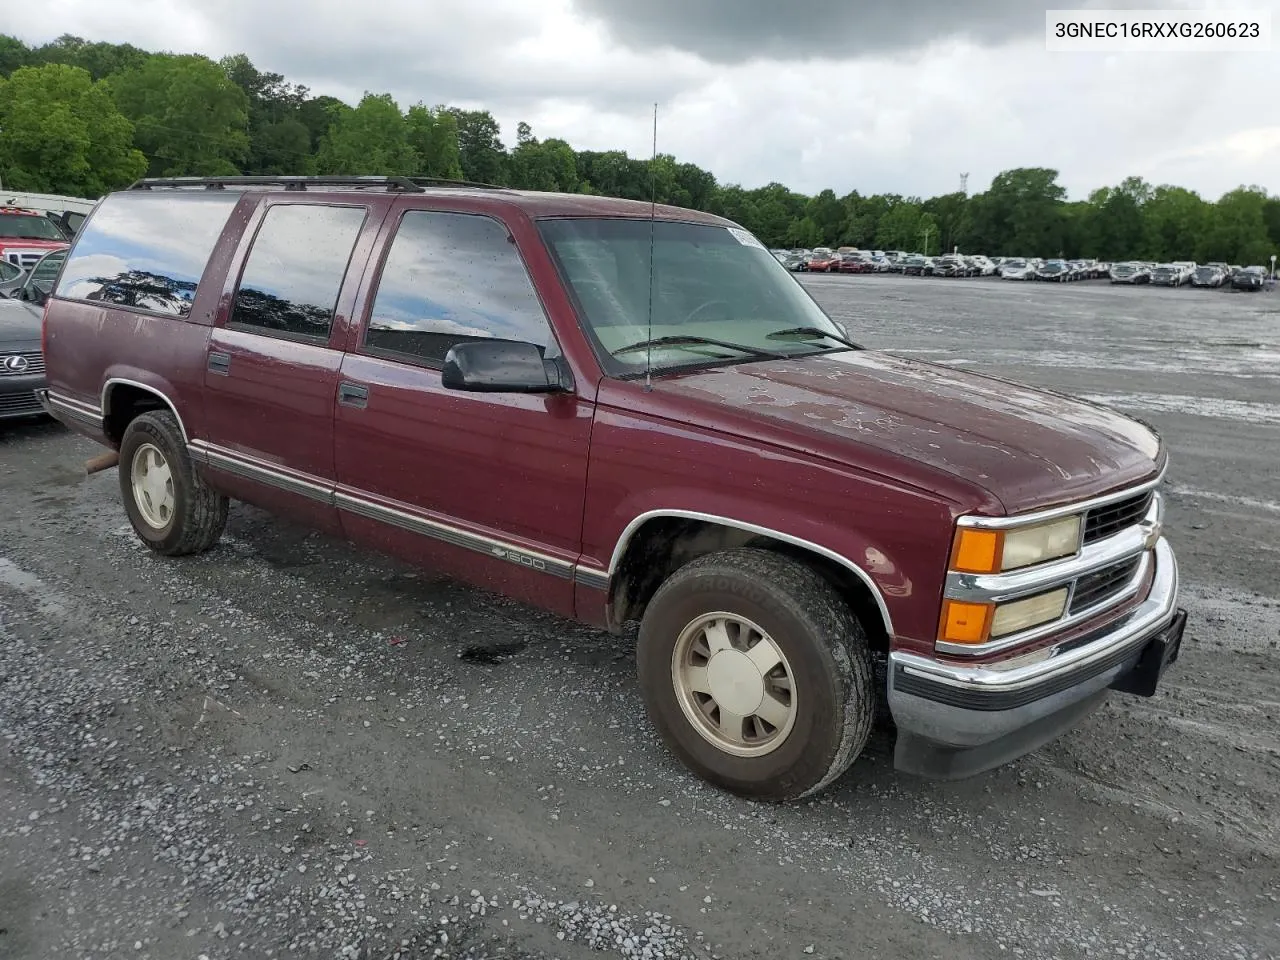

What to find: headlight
left=949, top=515, right=1082, bottom=574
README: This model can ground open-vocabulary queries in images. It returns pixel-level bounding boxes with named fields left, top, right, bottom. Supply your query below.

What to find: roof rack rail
left=127, top=175, right=511, bottom=194
left=406, top=176, right=507, bottom=190
left=128, top=176, right=428, bottom=194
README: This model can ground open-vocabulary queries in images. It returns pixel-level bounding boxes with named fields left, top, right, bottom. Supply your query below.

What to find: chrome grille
left=0, top=391, right=43, bottom=416
left=1084, top=491, right=1153, bottom=543
left=3, top=249, right=49, bottom=269
left=0, top=351, right=44, bottom=376
left=1069, top=557, right=1141, bottom=615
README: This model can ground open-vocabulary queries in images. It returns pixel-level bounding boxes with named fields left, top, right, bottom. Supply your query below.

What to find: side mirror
left=832, top=320, right=852, bottom=341
left=441, top=339, right=571, bottom=394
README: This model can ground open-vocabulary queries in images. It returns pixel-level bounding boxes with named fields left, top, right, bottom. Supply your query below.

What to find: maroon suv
left=38, top=176, right=1185, bottom=801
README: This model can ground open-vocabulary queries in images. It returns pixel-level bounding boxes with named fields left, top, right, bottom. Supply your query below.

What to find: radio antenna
left=644, top=101, right=658, bottom=392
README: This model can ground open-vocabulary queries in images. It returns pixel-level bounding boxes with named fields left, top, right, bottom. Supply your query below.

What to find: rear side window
left=54, top=192, right=240, bottom=318
left=229, top=204, right=367, bottom=343
left=363, top=211, right=553, bottom=366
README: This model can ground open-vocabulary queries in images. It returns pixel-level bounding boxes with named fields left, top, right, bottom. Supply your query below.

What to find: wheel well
left=610, top=518, right=891, bottom=654
left=101, top=384, right=174, bottom=447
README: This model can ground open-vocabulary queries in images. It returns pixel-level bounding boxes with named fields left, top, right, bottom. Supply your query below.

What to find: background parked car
left=999, top=258, right=1035, bottom=280
left=0, top=251, right=57, bottom=421
left=1231, top=266, right=1266, bottom=291
left=1110, top=261, right=1151, bottom=284
left=1150, top=264, right=1183, bottom=287
left=1191, top=265, right=1225, bottom=288
left=1035, top=259, right=1070, bottom=281
left=1, top=191, right=97, bottom=241
left=0, top=259, right=26, bottom=298
left=0, top=205, right=70, bottom=272
left=806, top=249, right=840, bottom=272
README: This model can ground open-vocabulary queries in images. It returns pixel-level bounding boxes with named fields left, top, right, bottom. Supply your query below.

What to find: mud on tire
left=118, top=410, right=228, bottom=556
left=636, top=547, right=875, bottom=802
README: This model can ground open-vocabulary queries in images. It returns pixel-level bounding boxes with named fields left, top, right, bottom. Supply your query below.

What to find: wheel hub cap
left=670, top=612, right=797, bottom=758
left=131, top=443, right=176, bottom=530
left=705, top=650, right=764, bottom=717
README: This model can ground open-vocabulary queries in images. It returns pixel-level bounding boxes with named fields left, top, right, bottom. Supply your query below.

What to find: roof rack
left=129, top=176, right=427, bottom=193
left=128, top=175, right=509, bottom=194
left=406, top=176, right=507, bottom=190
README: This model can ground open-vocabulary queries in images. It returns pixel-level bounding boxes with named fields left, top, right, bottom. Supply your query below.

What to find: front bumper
left=0, top=374, right=48, bottom=420
left=888, top=537, right=1182, bottom=779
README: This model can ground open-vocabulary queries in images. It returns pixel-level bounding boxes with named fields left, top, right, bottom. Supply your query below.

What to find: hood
left=0, top=297, right=43, bottom=344
left=652, top=352, right=1162, bottom=515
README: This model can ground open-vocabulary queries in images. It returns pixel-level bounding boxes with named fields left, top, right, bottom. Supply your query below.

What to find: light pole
left=921, top=225, right=933, bottom=256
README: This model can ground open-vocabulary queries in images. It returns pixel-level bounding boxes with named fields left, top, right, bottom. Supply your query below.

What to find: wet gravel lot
left=1, top=274, right=1277, bottom=960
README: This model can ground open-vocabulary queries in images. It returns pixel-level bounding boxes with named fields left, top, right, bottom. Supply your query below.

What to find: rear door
left=196, top=197, right=389, bottom=533
left=332, top=204, right=593, bottom=616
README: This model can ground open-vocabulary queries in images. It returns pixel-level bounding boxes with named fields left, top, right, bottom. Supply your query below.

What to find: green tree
left=406, top=104, right=464, bottom=179
left=1198, top=187, right=1273, bottom=264
left=0, top=35, right=32, bottom=77
left=0, top=63, right=145, bottom=196
left=967, top=168, right=1067, bottom=255
left=922, top=191, right=971, bottom=253
left=220, top=53, right=310, bottom=174
left=316, top=92, right=415, bottom=175
left=108, top=53, right=249, bottom=176
left=34, top=35, right=148, bottom=81
left=297, top=94, right=348, bottom=153
left=1140, top=185, right=1207, bottom=262
left=507, top=125, right=578, bottom=192
left=786, top=216, right=822, bottom=248
left=447, top=109, right=507, bottom=184
left=1262, top=196, right=1280, bottom=254
left=806, top=189, right=844, bottom=246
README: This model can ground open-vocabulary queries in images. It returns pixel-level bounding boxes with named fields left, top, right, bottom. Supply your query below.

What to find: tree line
left=1, top=34, right=1277, bottom=265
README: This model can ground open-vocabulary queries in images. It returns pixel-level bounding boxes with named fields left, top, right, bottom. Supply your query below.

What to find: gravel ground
left=1, top=274, right=1277, bottom=960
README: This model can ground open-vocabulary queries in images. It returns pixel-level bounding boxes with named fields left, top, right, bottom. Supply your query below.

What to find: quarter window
left=230, top=204, right=367, bottom=342
left=364, top=211, right=553, bottom=366
left=54, top=191, right=240, bottom=317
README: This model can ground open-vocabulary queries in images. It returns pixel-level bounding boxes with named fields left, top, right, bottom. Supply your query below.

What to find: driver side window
left=363, top=211, right=555, bottom=367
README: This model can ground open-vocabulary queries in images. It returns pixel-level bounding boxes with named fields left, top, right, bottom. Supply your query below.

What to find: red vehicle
left=0, top=206, right=70, bottom=271
left=837, top=254, right=873, bottom=274
left=39, top=176, right=1185, bottom=801
left=805, top=250, right=840, bottom=272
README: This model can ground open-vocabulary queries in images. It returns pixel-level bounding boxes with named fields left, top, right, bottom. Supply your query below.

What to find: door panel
left=198, top=201, right=374, bottom=533
left=333, top=208, right=592, bottom=616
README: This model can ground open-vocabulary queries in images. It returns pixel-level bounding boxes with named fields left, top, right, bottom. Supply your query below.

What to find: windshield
left=0, top=213, right=64, bottom=241
left=1113, top=264, right=1135, bottom=273
left=1040, top=263, right=1063, bottom=272
left=537, top=218, right=848, bottom=375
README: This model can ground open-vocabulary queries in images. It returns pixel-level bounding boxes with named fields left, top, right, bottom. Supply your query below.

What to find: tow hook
left=85, top=451, right=120, bottom=475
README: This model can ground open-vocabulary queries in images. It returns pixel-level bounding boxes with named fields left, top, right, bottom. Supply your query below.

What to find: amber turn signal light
left=939, top=599, right=993, bottom=645
left=950, top=528, right=1003, bottom=574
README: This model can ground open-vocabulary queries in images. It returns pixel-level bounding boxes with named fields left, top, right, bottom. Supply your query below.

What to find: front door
left=333, top=207, right=593, bottom=616
left=198, top=199, right=383, bottom=533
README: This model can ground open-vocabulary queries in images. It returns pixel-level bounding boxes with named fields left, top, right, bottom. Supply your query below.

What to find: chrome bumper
left=888, top=537, right=1181, bottom=778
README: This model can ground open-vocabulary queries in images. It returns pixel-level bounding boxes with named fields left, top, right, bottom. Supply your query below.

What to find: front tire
left=118, top=410, right=228, bottom=556
left=636, top=548, right=875, bottom=801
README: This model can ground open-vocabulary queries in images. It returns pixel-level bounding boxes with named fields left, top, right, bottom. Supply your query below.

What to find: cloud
left=6, top=0, right=1278, bottom=203
left=566, top=0, right=1168, bottom=62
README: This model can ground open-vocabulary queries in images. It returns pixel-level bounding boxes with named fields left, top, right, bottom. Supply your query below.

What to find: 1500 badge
left=490, top=545, right=548, bottom=571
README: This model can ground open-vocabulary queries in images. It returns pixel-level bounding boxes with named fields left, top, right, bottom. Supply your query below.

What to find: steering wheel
left=683, top=299, right=735, bottom=324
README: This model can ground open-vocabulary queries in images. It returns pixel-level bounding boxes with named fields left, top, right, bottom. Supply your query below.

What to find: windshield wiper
left=765, top=326, right=865, bottom=351
left=612, top=334, right=789, bottom=360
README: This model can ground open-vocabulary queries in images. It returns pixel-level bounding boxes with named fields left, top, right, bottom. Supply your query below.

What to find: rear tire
left=118, top=410, right=228, bottom=556
left=636, top=548, right=875, bottom=801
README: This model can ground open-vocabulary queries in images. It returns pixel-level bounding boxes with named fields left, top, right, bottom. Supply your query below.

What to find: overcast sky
left=9, top=0, right=1278, bottom=200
